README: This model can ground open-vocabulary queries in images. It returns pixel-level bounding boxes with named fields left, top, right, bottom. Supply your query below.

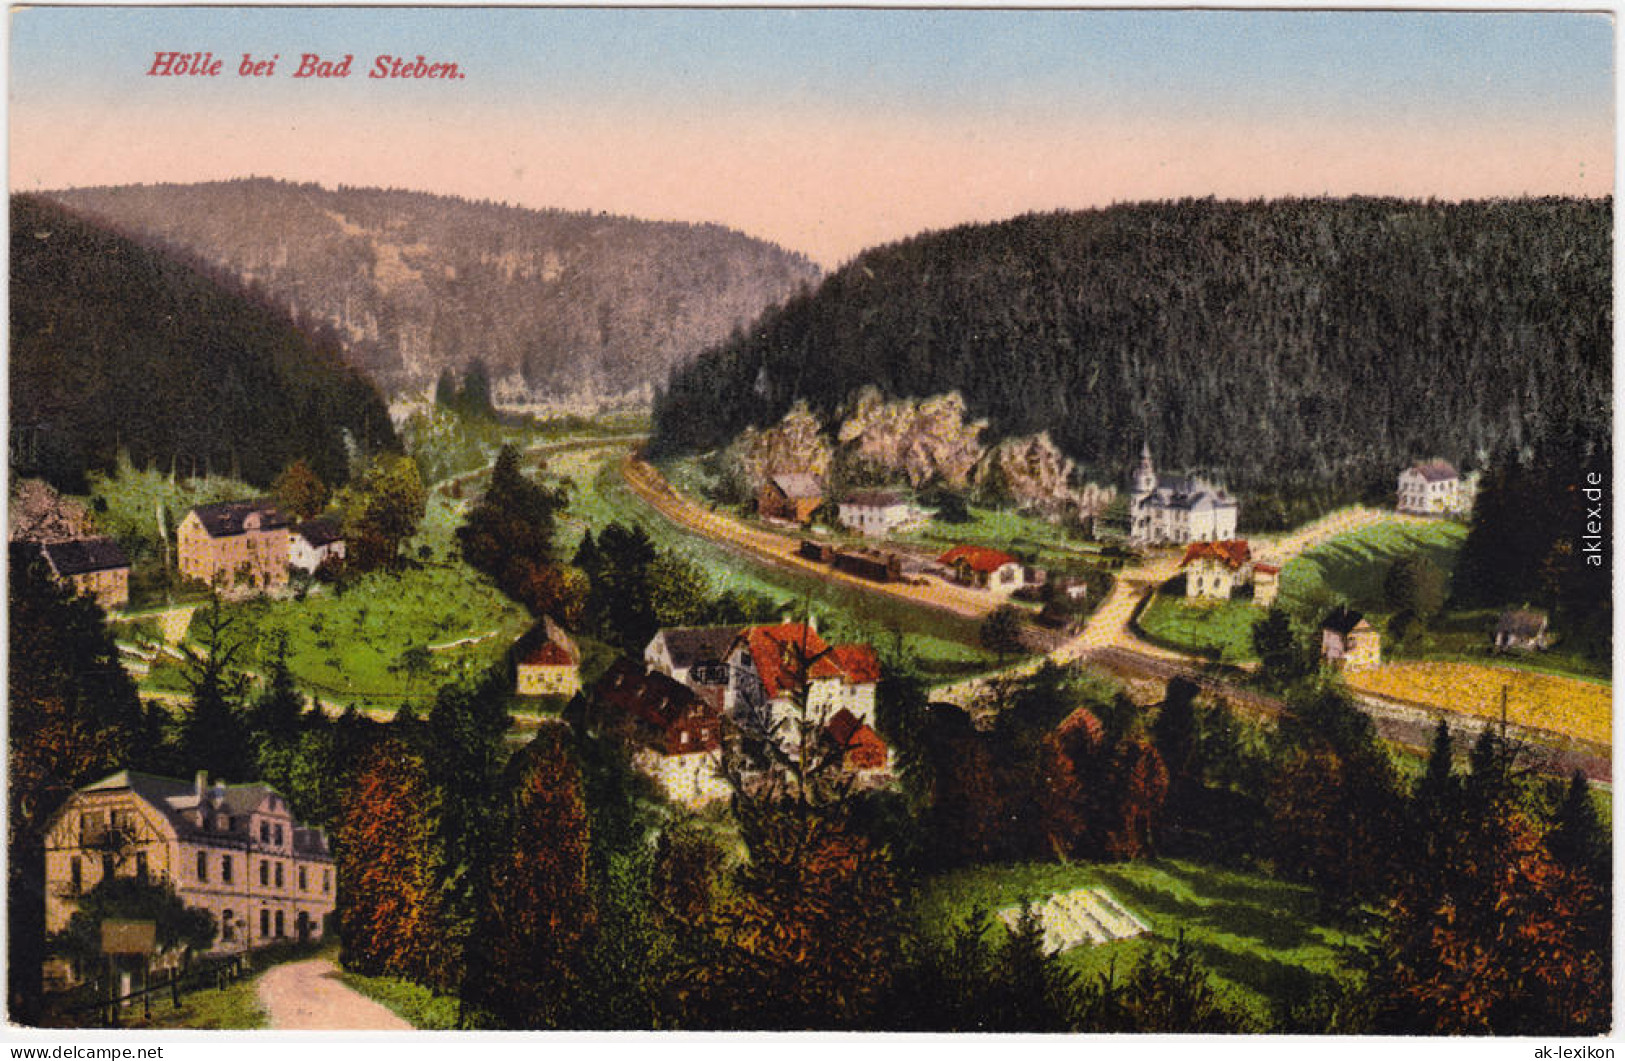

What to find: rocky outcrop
left=972, top=433, right=1116, bottom=518
left=835, top=389, right=986, bottom=488
left=728, top=402, right=834, bottom=493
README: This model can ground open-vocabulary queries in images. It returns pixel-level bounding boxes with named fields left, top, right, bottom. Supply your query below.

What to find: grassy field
left=1346, top=661, right=1611, bottom=747
left=216, top=564, right=532, bottom=709
left=912, top=858, right=1361, bottom=1024
left=555, top=447, right=1004, bottom=679
left=1138, top=591, right=1266, bottom=664
left=1278, top=520, right=1468, bottom=617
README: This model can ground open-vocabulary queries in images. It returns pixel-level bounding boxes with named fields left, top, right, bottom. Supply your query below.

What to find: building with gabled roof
left=288, top=519, right=345, bottom=574
left=1397, top=459, right=1469, bottom=516
left=1128, top=443, right=1239, bottom=546
left=591, top=659, right=728, bottom=807
left=43, top=769, right=335, bottom=981
left=758, top=473, right=825, bottom=524
left=825, top=707, right=890, bottom=774
left=1320, top=606, right=1381, bottom=671
left=723, top=621, right=882, bottom=747
left=837, top=491, right=925, bottom=537
left=177, top=499, right=291, bottom=594
left=1494, top=608, right=1551, bottom=653
left=515, top=616, right=582, bottom=697
left=34, top=536, right=130, bottom=609
left=1179, top=539, right=1277, bottom=604
left=938, top=544, right=1026, bottom=593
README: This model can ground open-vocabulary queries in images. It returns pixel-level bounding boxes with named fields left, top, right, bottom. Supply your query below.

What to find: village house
left=644, top=625, right=739, bottom=711
left=938, top=544, right=1027, bottom=594
left=35, top=537, right=131, bottom=610
left=1397, top=459, right=1469, bottom=516
left=1178, top=539, right=1279, bottom=606
left=514, top=616, right=582, bottom=698
left=1320, top=606, right=1382, bottom=671
left=836, top=491, right=926, bottom=537
left=1128, top=443, right=1239, bottom=546
left=1493, top=608, right=1552, bottom=653
left=177, top=499, right=291, bottom=594
left=757, top=473, right=825, bottom=524
left=43, top=770, right=335, bottom=983
left=288, top=519, right=345, bottom=574
left=722, top=621, right=884, bottom=744
left=592, top=659, right=729, bottom=807
left=824, top=707, right=890, bottom=777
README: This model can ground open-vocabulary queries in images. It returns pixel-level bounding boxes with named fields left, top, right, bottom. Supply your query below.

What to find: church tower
left=1133, top=441, right=1157, bottom=497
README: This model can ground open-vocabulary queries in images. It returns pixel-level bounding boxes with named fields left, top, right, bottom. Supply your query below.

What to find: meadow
left=1137, top=591, right=1266, bottom=664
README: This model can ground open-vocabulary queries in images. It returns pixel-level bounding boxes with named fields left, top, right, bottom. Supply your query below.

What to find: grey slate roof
left=40, top=537, right=129, bottom=576
left=1496, top=609, right=1549, bottom=640
left=769, top=474, right=824, bottom=499
left=77, top=769, right=331, bottom=858
left=1408, top=460, right=1459, bottom=483
left=1321, top=606, right=1367, bottom=637
left=295, top=519, right=343, bottom=547
left=654, top=626, right=742, bottom=672
left=190, top=499, right=290, bottom=538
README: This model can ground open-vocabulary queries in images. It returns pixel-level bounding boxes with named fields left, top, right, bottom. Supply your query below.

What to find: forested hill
left=11, top=195, right=398, bottom=493
left=652, top=197, right=1611, bottom=504
left=44, top=179, right=822, bottom=398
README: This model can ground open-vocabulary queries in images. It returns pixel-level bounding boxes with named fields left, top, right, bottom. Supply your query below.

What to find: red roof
left=1180, top=539, right=1252, bottom=571
left=1253, top=562, right=1280, bottom=575
left=938, top=544, right=1018, bottom=573
left=741, top=623, right=880, bottom=698
left=826, top=708, right=889, bottom=769
left=520, top=641, right=576, bottom=667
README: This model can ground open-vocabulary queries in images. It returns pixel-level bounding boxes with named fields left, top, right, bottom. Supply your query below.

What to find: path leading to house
left=257, top=957, right=413, bottom=1031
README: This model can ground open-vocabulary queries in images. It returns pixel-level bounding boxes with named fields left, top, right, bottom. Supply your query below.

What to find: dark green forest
left=10, top=195, right=398, bottom=493
left=653, top=197, right=1611, bottom=511
left=45, top=179, right=821, bottom=397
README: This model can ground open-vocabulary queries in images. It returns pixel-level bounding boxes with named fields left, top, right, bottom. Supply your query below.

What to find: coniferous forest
left=653, top=197, right=1611, bottom=515
left=10, top=195, right=399, bottom=493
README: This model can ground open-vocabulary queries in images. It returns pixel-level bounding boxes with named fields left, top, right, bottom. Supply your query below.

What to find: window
left=222, top=855, right=233, bottom=884
left=260, top=910, right=270, bottom=938
left=275, top=910, right=285, bottom=938
left=70, top=857, right=82, bottom=894
left=275, top=824, right=283, bottom=846
left=197, top=851, right=208, bottom=882
left=102, top=853, right=115, bottom=882
left=275, top=862, right=284, bottom=888
left=299, top=866, right=308, bottom=891
left=260, top=821, right=270, bottom=844
left=323, top=870, right=331, bottom=893
left=222, top=911, right=235, bottom=941
left=135, top=852, right=148, bottom=883
left=260, top=860, right=269, bottom=887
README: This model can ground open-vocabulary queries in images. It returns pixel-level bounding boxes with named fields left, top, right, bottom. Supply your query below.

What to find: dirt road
left=257, top=956, right=413, bottom=1031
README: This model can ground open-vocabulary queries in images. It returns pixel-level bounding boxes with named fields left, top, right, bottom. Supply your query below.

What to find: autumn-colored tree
left=1038, top=707, right=1105, bottom=859
left=273, top=458, right=330, bottom=521
left=335, top=738, right=449, bottom=985
left=464, top=726, right=596, bottom=1028
left=1105, top=738, right=1170, bottom=860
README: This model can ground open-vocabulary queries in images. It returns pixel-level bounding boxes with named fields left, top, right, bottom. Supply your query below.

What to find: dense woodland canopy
left=653, top=197, right=1611, bottom=508
left=10, top=195, right=398, bottom=494
left=44, top=179, right=821, bottom=398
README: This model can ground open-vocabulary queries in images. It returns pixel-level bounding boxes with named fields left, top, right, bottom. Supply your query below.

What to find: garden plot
left=997, top=887, right=1150, bottom=954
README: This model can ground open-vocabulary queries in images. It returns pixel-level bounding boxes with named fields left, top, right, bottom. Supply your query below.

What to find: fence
left=47, top=954, right=249, bottom=1028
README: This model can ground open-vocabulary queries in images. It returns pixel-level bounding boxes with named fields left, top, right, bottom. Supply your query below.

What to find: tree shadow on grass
left=1091, top=862, right=1329, bottom=954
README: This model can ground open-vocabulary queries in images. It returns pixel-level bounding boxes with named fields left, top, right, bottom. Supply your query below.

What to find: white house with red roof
left=1180, top=539, right=1280, bottom=606
left=937, top=544, right=1027, bottom=594
left=515, top=616, right=582, bottom=697
left=723, top=621, right=883, bottom=749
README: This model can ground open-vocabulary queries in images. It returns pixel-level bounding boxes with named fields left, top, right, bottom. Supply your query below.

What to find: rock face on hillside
left=729, top=403, right=834, bottom=493
left=972, top=434, right=1116, bottom=517
left=835, top=389, right=986, bottom=488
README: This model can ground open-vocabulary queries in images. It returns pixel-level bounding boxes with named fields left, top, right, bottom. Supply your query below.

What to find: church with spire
left=1128, top=442, right=1239, bottom=546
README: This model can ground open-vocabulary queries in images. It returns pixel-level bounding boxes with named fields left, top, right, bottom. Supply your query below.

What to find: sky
left=7, top=6, right=1616, bottom=267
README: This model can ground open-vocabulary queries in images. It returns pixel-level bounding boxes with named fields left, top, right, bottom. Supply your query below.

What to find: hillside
left=44, top=180, right=821, bottom=398
left=10, top=195, right=398, bottom=493
left=652, top=197, right=1611, bottom=514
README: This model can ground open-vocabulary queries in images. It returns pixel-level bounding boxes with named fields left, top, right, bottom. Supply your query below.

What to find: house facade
left=938, top=545, right=1026, bottom=594
left=1494, top=609, right=1551, bottom=653
left=1320, top=607, right=1381, bottom=670
left=837, top=491, right=924, bottom=537
left=592, top=659, right=729, bottom=807
left=1397, top=460, right=1466, bottom=516
left=288, top=519, right=345, bottom=574
left=43, top=770, right=335, bottom=978
left=515, top=616, right=582, bottom=697
left=177, top=500, right=291, bottom=594
left=644, top=625, right=739, bottom=712
left=723, top=622, right=882, bottom=742
left=1128, top=444, right=1239, bottom=546
left=1181, top=539, right=1253, bottom=600
left=37, top=537, right=131, bottom=610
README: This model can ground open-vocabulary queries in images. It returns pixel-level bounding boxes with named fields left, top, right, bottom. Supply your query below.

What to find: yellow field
left=1347, top=662, right=1612, bottom=748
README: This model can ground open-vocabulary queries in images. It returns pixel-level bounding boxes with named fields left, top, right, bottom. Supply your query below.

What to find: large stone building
left=44, top=770, right=335, bottom=979
left=1128, top=444, right=1238, bottom=546
left=592, top=659, right=729, bottom=807
left=1397, top=460, right=1470, bottom=516
left=723, top=621, right=882, bottom=744
left=35, top=537, right=131, bottom=610
left=177, top=500, right=291, bottom=594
